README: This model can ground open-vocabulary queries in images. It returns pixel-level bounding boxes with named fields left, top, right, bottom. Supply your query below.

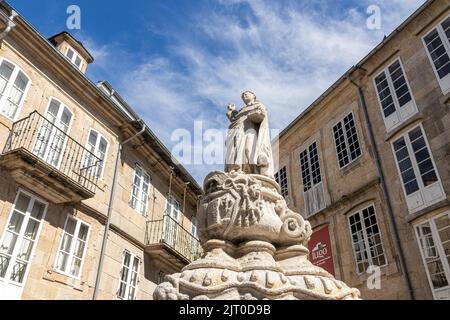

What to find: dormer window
left=48, top=32, right=94, bottom=74
left=65, top=46, right=83, bottom=70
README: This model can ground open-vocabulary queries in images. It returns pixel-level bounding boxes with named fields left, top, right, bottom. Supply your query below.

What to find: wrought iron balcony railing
left=2, top=111, right=102, bottom=194
left=146, top=215, right=203, bottom=263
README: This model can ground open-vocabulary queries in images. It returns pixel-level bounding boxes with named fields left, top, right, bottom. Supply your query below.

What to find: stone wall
left=274, top=0, right=450, bottom=300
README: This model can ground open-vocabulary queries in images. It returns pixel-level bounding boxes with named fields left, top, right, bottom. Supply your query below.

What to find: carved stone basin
left=200, top=171, right=311, bottom=247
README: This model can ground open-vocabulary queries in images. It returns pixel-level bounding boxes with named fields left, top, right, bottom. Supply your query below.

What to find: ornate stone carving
left=154, top=92, right=361, bottom=300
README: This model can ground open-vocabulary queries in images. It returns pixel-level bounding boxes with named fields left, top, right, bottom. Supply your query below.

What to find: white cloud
left=86, top=0, right=426, bottom=183
left=76, top=35, right=111, bottom=71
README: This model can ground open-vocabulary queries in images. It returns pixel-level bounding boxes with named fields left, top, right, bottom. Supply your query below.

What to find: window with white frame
left=0, top=58, right=30, bottom=120
left=55, top=216, right=89, bottom=278
left=164, top=195, right=181, bottom=247
left=423, top=15, right=450, bottom=94
left=166, top=194, right=181, bottom=220
left=374, top=58, right=417, bottom=131
left=416, top=212, right=450, bottom=299
left=392, top=125, right=444, bottom=213
left=332, top=112, right=362, bottom=168
left=0, top=191, right=47, bottom=286
left=415, top=212, right=450, bottom=300
left=348, top=205, right=386, bottom=274
left=83, top=129, right=108, bottom=179
left=130, top=164, right=150, bottom=216
left=274, top=166, right=289, bottom=200
left=299, top=141, right=325, bottom=217
left=65, top=47, right=84, bottom=71
left=117, top=251, right=140, bottom=300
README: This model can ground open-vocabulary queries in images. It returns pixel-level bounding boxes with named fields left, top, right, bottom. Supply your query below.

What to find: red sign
left=308, top=226, right=335, bottom=276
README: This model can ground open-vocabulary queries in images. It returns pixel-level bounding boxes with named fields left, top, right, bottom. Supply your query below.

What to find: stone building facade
left=274, top=0, right=450, bottom=300
left=0, top=2, right=202, bottom=300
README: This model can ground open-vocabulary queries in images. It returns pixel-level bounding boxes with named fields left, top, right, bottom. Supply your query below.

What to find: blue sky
left=9, top=0, right=425, bottom=183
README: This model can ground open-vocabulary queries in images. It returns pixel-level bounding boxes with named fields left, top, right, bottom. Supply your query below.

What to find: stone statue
left=154, top=92, right=361, bottom=300
left=225, top=91, right=274, bottom=178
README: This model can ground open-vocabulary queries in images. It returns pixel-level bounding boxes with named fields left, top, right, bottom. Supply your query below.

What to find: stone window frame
left=53, top=214, right=91, bottom=280
left=0, top=56, right=32, bottom=121
left=390, top=123, right=445, bottom=214
left=83, top=128, right=109, bottom=180
left=0, top=189, right=48, bottom=292
left=130, top=163, right=151, bottom=216
left=331, top=111, right=363, bottom=170
left=64, top=45, right=84, bottom=71
left=117, top=250, right=141, bottom=300
left=299, top=140, right=325, bottom=218
left=414, top=211, right=450, bottom=300
left=422, top=14, right=450, bottom=95
left=372, top=57, right=418, bottom=132
left=347, top=203, right=388, bottom=275
left=33, top=96, right=75, bottom=170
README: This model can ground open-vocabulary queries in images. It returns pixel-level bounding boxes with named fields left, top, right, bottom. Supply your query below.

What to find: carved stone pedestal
left=154, top=171, right=361, bottom=300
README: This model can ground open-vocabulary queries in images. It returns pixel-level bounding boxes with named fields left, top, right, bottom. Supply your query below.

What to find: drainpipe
left=92, top=121, right=146, bottom=300
left=0, top=8, right=17, bottom=41
left=347, top=68, right=415, bottom=300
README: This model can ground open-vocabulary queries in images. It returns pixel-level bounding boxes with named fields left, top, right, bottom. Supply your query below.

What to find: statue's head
left=241, top=90, right=256, bottom=106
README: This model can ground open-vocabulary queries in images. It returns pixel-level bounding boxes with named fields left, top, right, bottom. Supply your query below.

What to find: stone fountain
left=154, top=91, right=361, bottom=300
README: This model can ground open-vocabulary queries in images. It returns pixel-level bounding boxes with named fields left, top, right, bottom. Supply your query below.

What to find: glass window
left=348, top=205, right=386, bottom=274
left=0, top=60, right=14, bottom=95
left=423, top=15, right=450, bottom=93
left=299, top=142, right=325, bottom=217
left=166, top=194, right=180, bottom=220
left=33, top=98, right=73, bottom=168
left=74, top=56, right=82, bottom=68
left=0, top=191, right=46, bottom=284
left=416, top=213, right=450, bottom=296
left=84, top=130, right=108, bottom=179
left=0, top=59, right=30, bottom=120
left=55, top=216, right=90, bottom=278
left=117, top=251, right=140, bottom=300
left=333, top=112, right=362, bottom=169
left=374, top=58, right=417, bottom=131
left=66, top=48, right=74, bottom=60
left=392, top=125, right=444, bottom=213
left=65, top=47, right=84, bottom=71
left=274, top=166, right=289, bottom=199
left=130, top=164, right=150, bottom=216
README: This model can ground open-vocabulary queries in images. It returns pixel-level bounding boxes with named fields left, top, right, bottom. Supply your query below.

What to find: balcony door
left=164, top=195, right=181, bottom=250
left=415, top=212, right=450, bottom=300
left=0, top=190, right=47, bottom=300
left=33, top=98, right=73, bottom=168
